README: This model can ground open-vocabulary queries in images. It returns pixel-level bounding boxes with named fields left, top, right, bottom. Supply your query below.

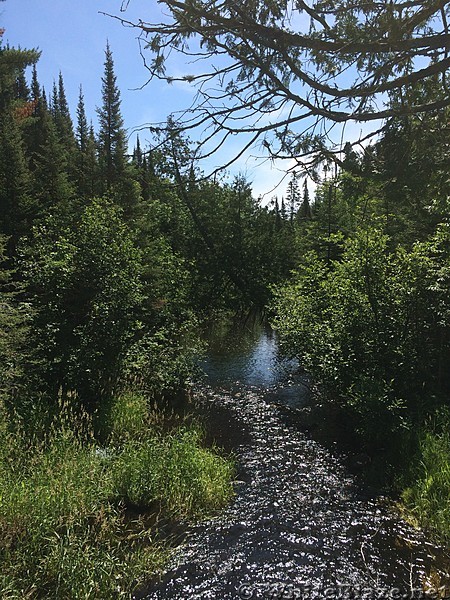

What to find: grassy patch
left=111, top=428, right=234, bottom=517
left=0, top=393, right=234, bottom=598
left=402, top=426, right=450, bottom=543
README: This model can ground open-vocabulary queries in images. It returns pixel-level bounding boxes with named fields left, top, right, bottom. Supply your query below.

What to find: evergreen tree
left=85, top=123, right=99, bottom=198
left=96, top=42, right=127, bottom=191
left=41, top=86, right=48, bottom=110
left=0, top=37, right=39, bottom=111
left=15, top=68, right=30, bottom=102
left=286, top=172, right=300, bottom=222
left=132, top=136, right=155, bottom=203
left=75, top=87, right=98, bottom=199
left=23, top=91, right=73, bottom=220
left=0, top=113, right=31, bottom=244
left=57, top=72, right=75, bottom=143
left=0, top=38, right=38, bottom=246
left=298, top=180, right=312, bottom=221
left=76, top=86, right=88, bottom=152
left=30, top=64, right=40, bottom=107
left=96, top=43, right=140, bottom=217
left=50, top=80, right=58, bottom=117
left=273, top=198, right=282, bottom=231
left=280, top=197, right=287, bottom=220
left=53, top=72, right=76, bottom=182
left=132, top=135, right=143, bottom=168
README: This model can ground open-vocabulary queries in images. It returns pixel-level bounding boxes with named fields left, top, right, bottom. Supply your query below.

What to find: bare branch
left=105, top=0, right=450, bottom=176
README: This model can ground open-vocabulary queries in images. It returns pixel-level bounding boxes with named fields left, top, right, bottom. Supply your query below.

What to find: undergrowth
left=0, top=392, right=234, bottom=598
left=402, top=414, right=450, bottom=544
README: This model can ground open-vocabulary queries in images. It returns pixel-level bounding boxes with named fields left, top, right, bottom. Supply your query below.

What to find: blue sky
left=1, top=0, right=292, bottom=199
left=3, top=1, right=377, bottom=200
left=2, top=1, right=178, bottom=145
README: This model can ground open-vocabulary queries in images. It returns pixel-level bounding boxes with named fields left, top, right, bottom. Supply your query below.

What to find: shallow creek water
left=138, top=321, right=450, bottom=599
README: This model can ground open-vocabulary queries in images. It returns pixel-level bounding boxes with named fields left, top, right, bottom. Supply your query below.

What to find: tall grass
left=402, top=421, right=450, bottom=543
left=111, top=428, right=234, bottom=517
left=0, top=392, right=234, bottom=598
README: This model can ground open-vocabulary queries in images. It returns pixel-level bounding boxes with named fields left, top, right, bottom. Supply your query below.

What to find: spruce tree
left=41, top=86, right=48, bottom=110
left=96, top=43, right=140, bottom=217
left=132, top=135, right=154, bottom=202
left=274, top=198, right=282, bottom=231
left=75, top=88, right=98, bottom=199
left=23, top=88, right=73, bottom=220
left=280, top=197, right=287, bottom=220
left=132, top=135, right=143, bottom=168
left=50, top=80, right=58, bottom=115
left=96, top=42, right=127, bottom=191
left=298, top=180, right=312, bottom=221
left=30, top=65, right=40, bottom=107
left=57, top=72, right=74, bottom=142
left=52, top=72, right=76, bottom=182
left=76, top=86, right=88, bottom=152
left=15, top=68, right=30, bottom=102
left=85, top=123, right=99, bottom=198
left=286, top=172, right=300, bottom=222
left=75, top=86, right=88, bottom=195
left=0, top=40, right=38, bottom=246
left=0, top=113, right=31, bottom=244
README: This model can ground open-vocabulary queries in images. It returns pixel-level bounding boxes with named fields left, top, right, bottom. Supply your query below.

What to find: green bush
left=22, top=199, right=144, bottom=412
left=272, top=226, right=450, bottom=449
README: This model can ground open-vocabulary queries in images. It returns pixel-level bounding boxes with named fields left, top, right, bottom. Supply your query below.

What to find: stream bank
left=137, top=321, right=450, bottom=599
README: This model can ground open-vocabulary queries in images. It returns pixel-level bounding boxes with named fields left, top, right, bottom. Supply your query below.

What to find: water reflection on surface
left=138, top=320, right=450, bottom=600
left=201, top=320, right=302, bottom=388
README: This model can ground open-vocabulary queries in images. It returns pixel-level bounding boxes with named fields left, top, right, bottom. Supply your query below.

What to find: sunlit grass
left=111, top=428, right=234, bottom=518
left=402, top=425, right=450, bottom=543
left=0, top=393, right=234, bottom=598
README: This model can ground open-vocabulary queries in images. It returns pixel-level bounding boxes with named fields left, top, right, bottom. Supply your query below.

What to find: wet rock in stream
left=137, top=385, right=450, bottom=600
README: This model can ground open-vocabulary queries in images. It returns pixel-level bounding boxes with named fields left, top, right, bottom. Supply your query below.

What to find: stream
left=138, top=320, right=450, bottom=599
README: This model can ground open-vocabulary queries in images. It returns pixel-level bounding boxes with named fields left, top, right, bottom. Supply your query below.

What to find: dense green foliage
left=2, top=8, right=450, bottom=591
left=274, top=228, right=450, bottom=445
left=0, top=30, right=289, bottom=597
left=22, top=199, right=143, bottom=411
left=0, top=34, right=289, bottom=415
left=272, top=96, right=450, bottom=539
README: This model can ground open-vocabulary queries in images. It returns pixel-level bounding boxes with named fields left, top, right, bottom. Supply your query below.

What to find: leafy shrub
left=272, top=225, right=450, bottom=449
left=22, top=199, right=143, bottom=411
